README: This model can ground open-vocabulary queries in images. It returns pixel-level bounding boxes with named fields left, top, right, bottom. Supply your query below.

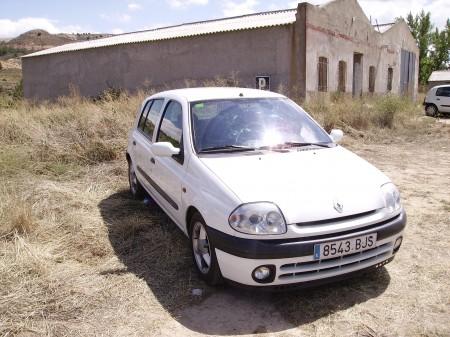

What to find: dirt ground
left=151, top=133, right=450, bottom=337
left=1, top=111, right=449, bottom=337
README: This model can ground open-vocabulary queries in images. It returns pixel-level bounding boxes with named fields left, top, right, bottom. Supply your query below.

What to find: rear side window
left=138, top=100, right=152, bottom=130
left=436, top=87, right=450, bottom=97
left=142, top=99, right=164, bottom=139
left=139, top=99, right=164, bottom=140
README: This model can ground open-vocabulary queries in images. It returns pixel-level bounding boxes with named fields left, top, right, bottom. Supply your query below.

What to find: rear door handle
left=132, top=140, right=136, bottom=146
left=150, top=157, right=155, bottom=164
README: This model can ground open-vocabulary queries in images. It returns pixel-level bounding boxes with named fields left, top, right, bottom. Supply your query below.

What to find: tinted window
left=141, top=99, right=164, bottom=140
left=138, top=100, right=152, bottom=130
left=436, top=87, right=450, bottom=97
left=158, top=100, right=183, bottom=149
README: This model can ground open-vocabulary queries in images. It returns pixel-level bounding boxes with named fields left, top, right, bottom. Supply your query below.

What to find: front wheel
left=190, top=213, right=223, bottom=285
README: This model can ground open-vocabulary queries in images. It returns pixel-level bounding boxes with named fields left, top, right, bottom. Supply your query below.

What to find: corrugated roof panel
left=428, top=70, right=450, bottom=82
left=24, top=9, right=297, bottom=58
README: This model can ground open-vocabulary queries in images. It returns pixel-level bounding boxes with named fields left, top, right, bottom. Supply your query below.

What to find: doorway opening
left=352, top=53, right=363, bottom=97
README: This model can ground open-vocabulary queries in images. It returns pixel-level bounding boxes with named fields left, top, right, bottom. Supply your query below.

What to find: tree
left=406, top=11, right=434, bottom=84
left=405, top=12, right=450, bottom=85
left=430, top=19, right=450, bottom=71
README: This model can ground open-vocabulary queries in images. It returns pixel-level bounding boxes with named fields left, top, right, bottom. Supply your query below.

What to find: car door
left=435, top=87, right=450, bottom=113
left=151, top=100, right=186, bottom=224
left=132, top=99, right=165, bottom=192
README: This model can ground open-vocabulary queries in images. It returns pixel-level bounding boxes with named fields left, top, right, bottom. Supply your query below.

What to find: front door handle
left=150, top=157, right=156, bottom=164
left=132, top=140, right=136, bottom=146
left=436, top=98, right=440, bottom=101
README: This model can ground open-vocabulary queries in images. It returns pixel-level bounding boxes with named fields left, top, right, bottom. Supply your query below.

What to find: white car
left=423, top=85, right=450, bottom=117
left=126, top=88, right=406, bottom=288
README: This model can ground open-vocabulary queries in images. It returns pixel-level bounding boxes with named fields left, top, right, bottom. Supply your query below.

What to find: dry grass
left=0, top=91, right=449, bottom=337
left=303, top=93, right=429, bottom=136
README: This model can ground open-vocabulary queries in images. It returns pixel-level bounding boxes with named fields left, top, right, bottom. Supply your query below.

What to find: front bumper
left=210, top=210, right=406, bottom=287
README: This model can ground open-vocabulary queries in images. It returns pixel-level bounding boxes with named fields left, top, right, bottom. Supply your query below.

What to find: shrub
left=372, top=95, right=404, bottom=128
left=0, top=195, right=36, bottom=238
left=302, top=94, right=419, bottom=133
left=83, top=141, right=118, bottom=163
left=12, top=80, right=23, bottom=101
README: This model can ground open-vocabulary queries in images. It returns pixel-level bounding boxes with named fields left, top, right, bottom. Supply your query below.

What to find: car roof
left=148, top=87, right=286, bottom=102
left=430, top=84, right=450, bottom=90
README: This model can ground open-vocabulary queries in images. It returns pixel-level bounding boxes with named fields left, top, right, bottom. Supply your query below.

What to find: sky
left=0, top=0, right=448, bottom=39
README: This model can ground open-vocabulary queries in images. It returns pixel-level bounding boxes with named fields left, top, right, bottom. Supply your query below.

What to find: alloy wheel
left=192, top=221, right=212, bottom=274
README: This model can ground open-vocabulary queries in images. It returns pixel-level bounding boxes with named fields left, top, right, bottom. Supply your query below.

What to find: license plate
left=314, top=233, right=377, bottom=260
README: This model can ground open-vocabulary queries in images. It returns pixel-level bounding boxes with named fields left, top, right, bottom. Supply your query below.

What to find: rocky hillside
left=5, top=29, right=113, bottom=52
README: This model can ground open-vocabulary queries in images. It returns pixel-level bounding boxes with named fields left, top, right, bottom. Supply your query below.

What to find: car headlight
left=229, top=202, right=287, bottom=235
left=381, top=183, right=401, bottom=213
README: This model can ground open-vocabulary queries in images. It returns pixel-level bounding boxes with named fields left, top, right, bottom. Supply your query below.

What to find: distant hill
left=5, top=29, right=113, bottom=52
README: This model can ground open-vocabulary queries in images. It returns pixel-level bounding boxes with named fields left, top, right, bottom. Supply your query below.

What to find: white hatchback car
left=423, top=85, right=450, bottom=117
left=126, top=88, right=406, bottom=288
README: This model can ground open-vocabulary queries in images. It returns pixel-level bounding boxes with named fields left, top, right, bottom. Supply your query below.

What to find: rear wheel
left=426, top=104, right=438, bottom=117
left=190, top=212, right=223, bottom=285
left=128, top=160, right=145, bottom=200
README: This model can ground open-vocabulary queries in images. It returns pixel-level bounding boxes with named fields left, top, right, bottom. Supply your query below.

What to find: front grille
left=295, top=209, right=378, bottom=227
left=286, top=213, right=401, bottom=243
left=278, top=242, right=393, bottom=281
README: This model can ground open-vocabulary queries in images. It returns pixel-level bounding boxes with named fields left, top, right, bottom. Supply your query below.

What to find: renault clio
left=126, top=88, right=406, bottom=287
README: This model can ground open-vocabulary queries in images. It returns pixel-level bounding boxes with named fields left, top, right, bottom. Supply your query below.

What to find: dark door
left=400, top=49, right=416, bottom=96
left=352, top=53, right=363, bottom=97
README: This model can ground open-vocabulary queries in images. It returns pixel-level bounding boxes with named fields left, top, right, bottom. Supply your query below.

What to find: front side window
left=436, top=87, right=450, bottom=97
left=191, top=98, right=331, bottom=152
left=158, top=100, right=183, bottom=149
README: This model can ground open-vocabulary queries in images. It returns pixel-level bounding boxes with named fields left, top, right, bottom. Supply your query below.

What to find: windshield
left=190, top=98, right=331, bottom=153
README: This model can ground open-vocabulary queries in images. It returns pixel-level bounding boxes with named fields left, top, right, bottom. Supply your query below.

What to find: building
left=22, top=0, right=419, bottom=101
left=428, top=70, right=450, bottom=90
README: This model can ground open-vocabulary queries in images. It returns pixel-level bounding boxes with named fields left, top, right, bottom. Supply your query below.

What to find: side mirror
left=329, top=129, right=344, bottom=143
left=151, top=142, right=180, bottom=157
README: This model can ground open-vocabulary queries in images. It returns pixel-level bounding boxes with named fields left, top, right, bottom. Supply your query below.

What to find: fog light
left=394, top=236, right=403, bottom=253
left=254, top=267, right=270, bottom=280
left=252, top=265, right=275, bottom=284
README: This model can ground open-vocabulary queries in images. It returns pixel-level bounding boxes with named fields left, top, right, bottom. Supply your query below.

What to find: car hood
left=199, top=146, right=389, bottom=224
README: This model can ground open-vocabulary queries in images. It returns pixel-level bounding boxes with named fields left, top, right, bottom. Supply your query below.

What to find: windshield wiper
left=282, top=142, right=332, bottom=148
left=257, top=142, right=332, bottom=150
left=198, top=145, right=256, bottom=153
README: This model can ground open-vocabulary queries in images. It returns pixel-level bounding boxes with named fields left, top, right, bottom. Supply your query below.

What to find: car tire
left=425, top=104, right=438, bottom=117
left=128, top=160, right=145, bottom=200
left=189, top=212, right=223, bottom=285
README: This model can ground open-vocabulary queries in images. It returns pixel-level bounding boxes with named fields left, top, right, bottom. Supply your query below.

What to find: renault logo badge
left=334, top=200, right=344, bottom=213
